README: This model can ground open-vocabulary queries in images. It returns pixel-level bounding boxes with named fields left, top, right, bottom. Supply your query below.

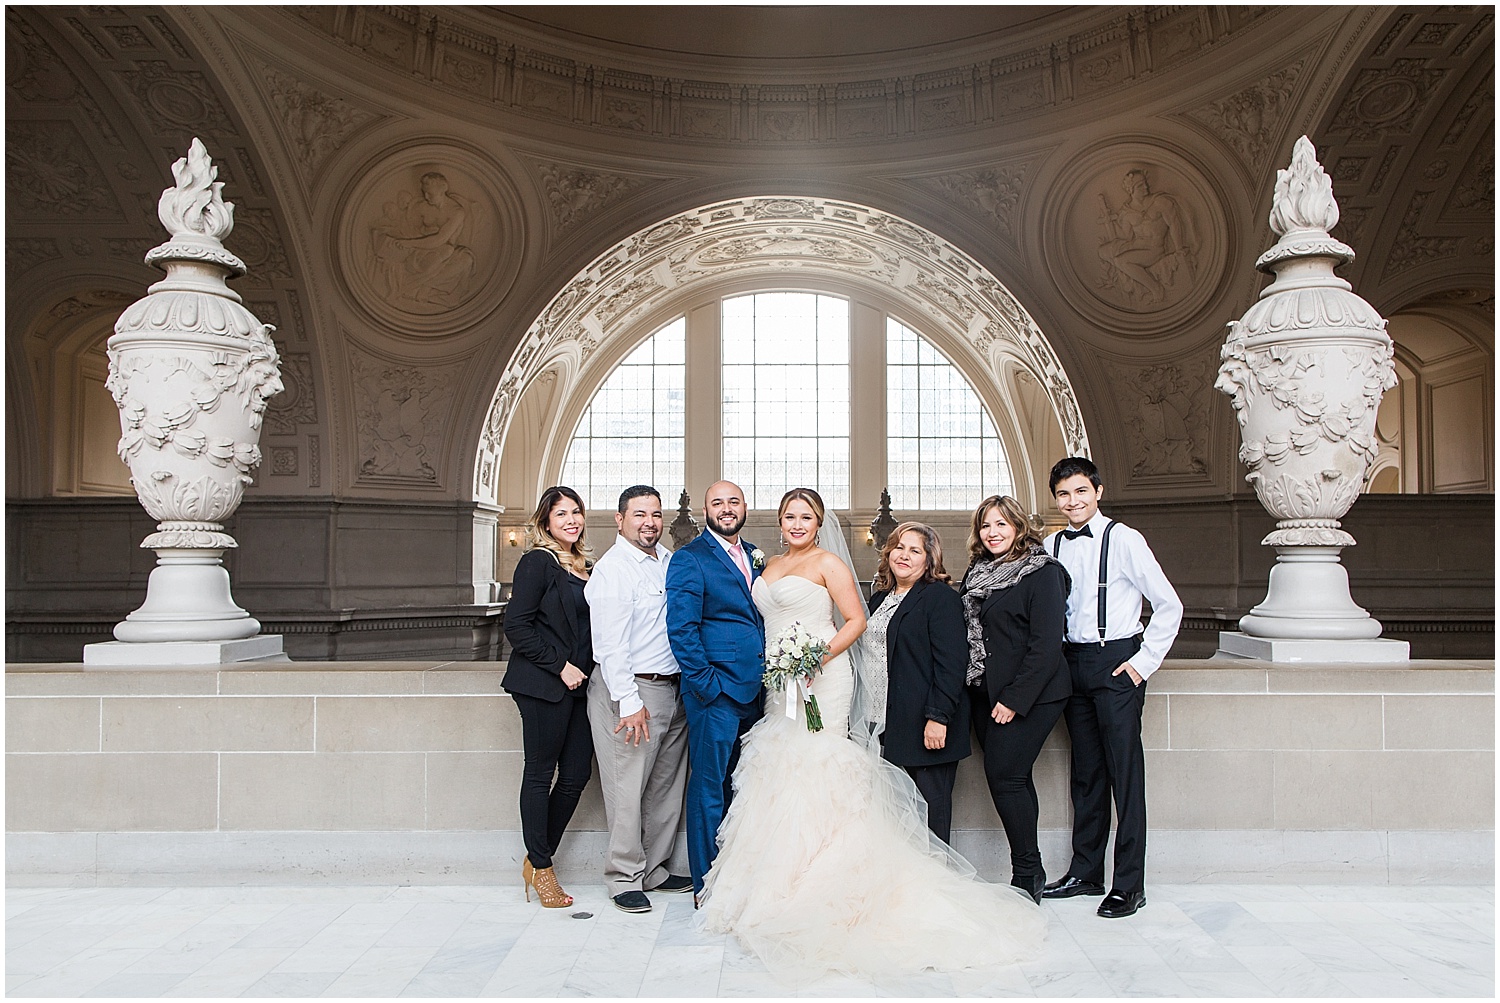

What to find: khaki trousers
left=586, top=674, right=689, bottom=897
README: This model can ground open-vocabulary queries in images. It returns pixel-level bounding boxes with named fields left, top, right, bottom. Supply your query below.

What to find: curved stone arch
left=474, top=195, right=1090, bottom=506
left=5, top=272, right=142, bottom=498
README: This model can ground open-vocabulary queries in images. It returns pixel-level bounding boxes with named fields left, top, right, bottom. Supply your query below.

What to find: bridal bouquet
left=763, top=622, right=831, bottom=732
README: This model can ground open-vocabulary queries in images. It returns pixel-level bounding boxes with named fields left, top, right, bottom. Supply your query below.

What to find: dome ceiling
left=487, top=5, right=1078, bottom=62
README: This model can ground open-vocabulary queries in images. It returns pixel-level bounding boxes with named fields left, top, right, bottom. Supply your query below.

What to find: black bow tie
left=1062, top=526, right=1093, bottom=540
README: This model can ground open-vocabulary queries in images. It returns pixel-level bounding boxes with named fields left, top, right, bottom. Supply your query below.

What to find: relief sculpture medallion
left=338, top=146, right=520, bottom=337
left=1044, top=147, right=1227, bottom=339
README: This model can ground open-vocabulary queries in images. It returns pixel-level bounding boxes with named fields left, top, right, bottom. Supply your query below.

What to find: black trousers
left=904, top=761, right=959, bottom=845
left=1060, top=635, right=1147, bottom=893
left=978, top=695, right=1067, bottom=881
left=512, top=691, right=594, bottom=870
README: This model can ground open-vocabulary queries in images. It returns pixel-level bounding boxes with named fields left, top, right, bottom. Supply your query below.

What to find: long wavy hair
left=966, top=495, right=1042, bottom=564
left=525, top=485, right=592, bottom=574
left=872, top=521, right=952, bottom=592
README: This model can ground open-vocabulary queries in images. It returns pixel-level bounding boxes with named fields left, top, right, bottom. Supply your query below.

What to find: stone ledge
left=7, top=829, right=1490, bottom=887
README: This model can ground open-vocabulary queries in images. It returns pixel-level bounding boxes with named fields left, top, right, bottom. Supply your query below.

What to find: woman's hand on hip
left=922, top=720, right=948, bottom=750
left=560, top=662, right=587, bottom=689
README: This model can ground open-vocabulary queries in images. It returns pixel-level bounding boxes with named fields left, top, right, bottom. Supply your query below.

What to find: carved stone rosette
left=104, top=139, right=283, bottom=644
left=1215, top=136, right=1397, bottom=641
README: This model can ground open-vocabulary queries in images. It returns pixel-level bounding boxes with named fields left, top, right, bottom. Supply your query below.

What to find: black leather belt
left=635, top=673, right=680, bottom=683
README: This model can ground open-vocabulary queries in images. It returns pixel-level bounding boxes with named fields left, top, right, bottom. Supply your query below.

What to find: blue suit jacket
left=665, top=530, right=765, bottom=705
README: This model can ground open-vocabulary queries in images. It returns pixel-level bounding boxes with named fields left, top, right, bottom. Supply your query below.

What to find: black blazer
left=969, top=560, right=1071, bottom=717
left=866, top=579, right=971, bottom=768
left=502, top=549, right=593, bottom=703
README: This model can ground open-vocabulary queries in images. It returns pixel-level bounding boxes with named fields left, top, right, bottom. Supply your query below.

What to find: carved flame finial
left=1269, top=136, right=1339, bottom=237
left=157, top=138, right=235, bottom=244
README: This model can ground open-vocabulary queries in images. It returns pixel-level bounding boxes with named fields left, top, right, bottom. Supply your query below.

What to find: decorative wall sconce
left=507, top=529, right=519, bottom=547
left=865, top=528, right=875, bottom=546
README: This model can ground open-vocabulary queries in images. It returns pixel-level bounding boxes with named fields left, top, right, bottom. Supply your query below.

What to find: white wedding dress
left=697, top=574, right=1046, bottom=979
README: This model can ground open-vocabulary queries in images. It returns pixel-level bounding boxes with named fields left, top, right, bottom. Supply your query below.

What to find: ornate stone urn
left=1215, top=136, right=1402, bottom=651
left=84, top=140, right=285, bottom=663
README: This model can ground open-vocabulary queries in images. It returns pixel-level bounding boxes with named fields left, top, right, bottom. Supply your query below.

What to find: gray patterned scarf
left=960, top=543, right=1059, bottom=686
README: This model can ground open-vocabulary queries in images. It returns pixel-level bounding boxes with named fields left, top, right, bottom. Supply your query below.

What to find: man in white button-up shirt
left=584, top=485, right=692, bottom=913
left=1040, top=457, right=1181, bottom=920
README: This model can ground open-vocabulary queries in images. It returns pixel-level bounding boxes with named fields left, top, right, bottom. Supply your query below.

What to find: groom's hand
left=616, top=706, right=651, bottom=745
left=923, top=720, right=947, bottom=750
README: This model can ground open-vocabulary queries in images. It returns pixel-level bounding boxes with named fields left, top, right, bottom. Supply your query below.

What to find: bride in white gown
left=697, top=488, right=1045, bottom=979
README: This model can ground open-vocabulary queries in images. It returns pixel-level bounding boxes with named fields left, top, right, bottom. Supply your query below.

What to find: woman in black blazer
left=865, top=522, right=970, bottom=844
left=960, top=495, right=1071, bottom=904
left=502, top=485, right=595, bottom=908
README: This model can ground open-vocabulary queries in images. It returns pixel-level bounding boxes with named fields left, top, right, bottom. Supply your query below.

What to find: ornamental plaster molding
left=224, top=207, right=294, bottom=287
left=7, top=9, right=122, bottom=146
left=251, top=57, right=382, bottom=194
left=1183, top=62, right=1304, bottom=174
left=336, top=143, right=523, bottom=339
left=5, top=120, right=123, bottom=221
left=114, top=60, right=239, bottom=138
left=262, top=349, right=318, bottom=436
left=1328, top=58, right=1448, bottom=143
left=528, top=158, right=664, bottom=234
left=278, top=6, right=1275, bottom=147
left=1112, top=358, right=1213, bottom=482
left=474, top=195, right=1088, bottom=502
left=6, top=237, right=64, bottom=278
left=1043, top=143, right=1228, bottom=338
left=349, top=349, right=463, bottom=487
left=1446, top=143, right=1495, bottom=218
left=1382, top=191, right=1465, bottom=281
left=896, top=157, right=1036, bottom=240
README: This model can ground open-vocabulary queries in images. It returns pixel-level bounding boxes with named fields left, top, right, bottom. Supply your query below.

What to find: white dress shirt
left=1043, top=511, right=1183, bottom=679
left=583, top=535, right=679, bottom=718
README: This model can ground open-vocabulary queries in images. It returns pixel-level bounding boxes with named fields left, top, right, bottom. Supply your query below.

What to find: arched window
left=722, top=292, right=850, bottom=509
left=558, top=290, right=1015, bottom=512
left=886, top=317, right=1012, bottom=508
left=561, top=317, right=684, bottom=510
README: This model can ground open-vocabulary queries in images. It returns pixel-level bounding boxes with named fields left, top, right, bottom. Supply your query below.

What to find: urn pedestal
left=82, top=139, right=287, bottom=666
left=1214, top=137, right=1408, bottom=663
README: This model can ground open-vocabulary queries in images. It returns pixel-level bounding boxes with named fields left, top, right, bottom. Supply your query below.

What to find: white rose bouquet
left=762, top=621, right=831, bottom=732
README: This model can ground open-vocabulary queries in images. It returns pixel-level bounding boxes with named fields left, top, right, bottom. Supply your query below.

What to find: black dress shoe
left=1097, top=889, right=1146, bottom=918
left=1041, top=875, right=1106, bottom=899
left=612, top=890, right=652, bottom=913
left=652, top=874, right=694, bottom=893
left=1011, top=873, right=1046, bottom=905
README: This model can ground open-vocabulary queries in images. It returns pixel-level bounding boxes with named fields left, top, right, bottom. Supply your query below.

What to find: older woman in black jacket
left=503, top=485, right=595, bottom=908
left=865, top=521, right=970, bottom=844
left=961, top=495, right=1071, bottom=904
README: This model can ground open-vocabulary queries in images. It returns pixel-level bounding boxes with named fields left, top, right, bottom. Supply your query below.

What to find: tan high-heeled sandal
left=523, top=861, right=574, bottom=908
left=521, top=858, right=534, bottom=899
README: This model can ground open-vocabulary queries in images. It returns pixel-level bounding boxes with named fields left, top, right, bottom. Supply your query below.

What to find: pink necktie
left=729, top=542, right=752, bottom=587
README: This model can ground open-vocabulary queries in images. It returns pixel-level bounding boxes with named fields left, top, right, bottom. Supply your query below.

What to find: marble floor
left=4, top=882, right=1493, bottom=998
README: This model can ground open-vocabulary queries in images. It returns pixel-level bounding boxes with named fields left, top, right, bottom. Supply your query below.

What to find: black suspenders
left=1055, top=520, right=1117, bottom=645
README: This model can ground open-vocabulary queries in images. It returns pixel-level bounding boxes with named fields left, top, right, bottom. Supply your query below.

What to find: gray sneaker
left=612, top=890, right=652, bottom=913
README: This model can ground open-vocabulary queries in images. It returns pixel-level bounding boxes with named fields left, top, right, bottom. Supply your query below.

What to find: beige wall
left=7, top=659, right=1492, bottom=884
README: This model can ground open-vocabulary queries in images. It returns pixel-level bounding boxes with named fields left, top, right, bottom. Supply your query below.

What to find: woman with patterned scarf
left=959, top=495, right=1072, bottom=904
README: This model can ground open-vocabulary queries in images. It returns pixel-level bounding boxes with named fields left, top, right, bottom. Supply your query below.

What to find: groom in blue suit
left=665, top=479, right=765, bottom=898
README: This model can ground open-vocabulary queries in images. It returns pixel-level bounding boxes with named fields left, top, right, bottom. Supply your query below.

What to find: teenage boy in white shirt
left=1040, top=457, right=1181, bottom=919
